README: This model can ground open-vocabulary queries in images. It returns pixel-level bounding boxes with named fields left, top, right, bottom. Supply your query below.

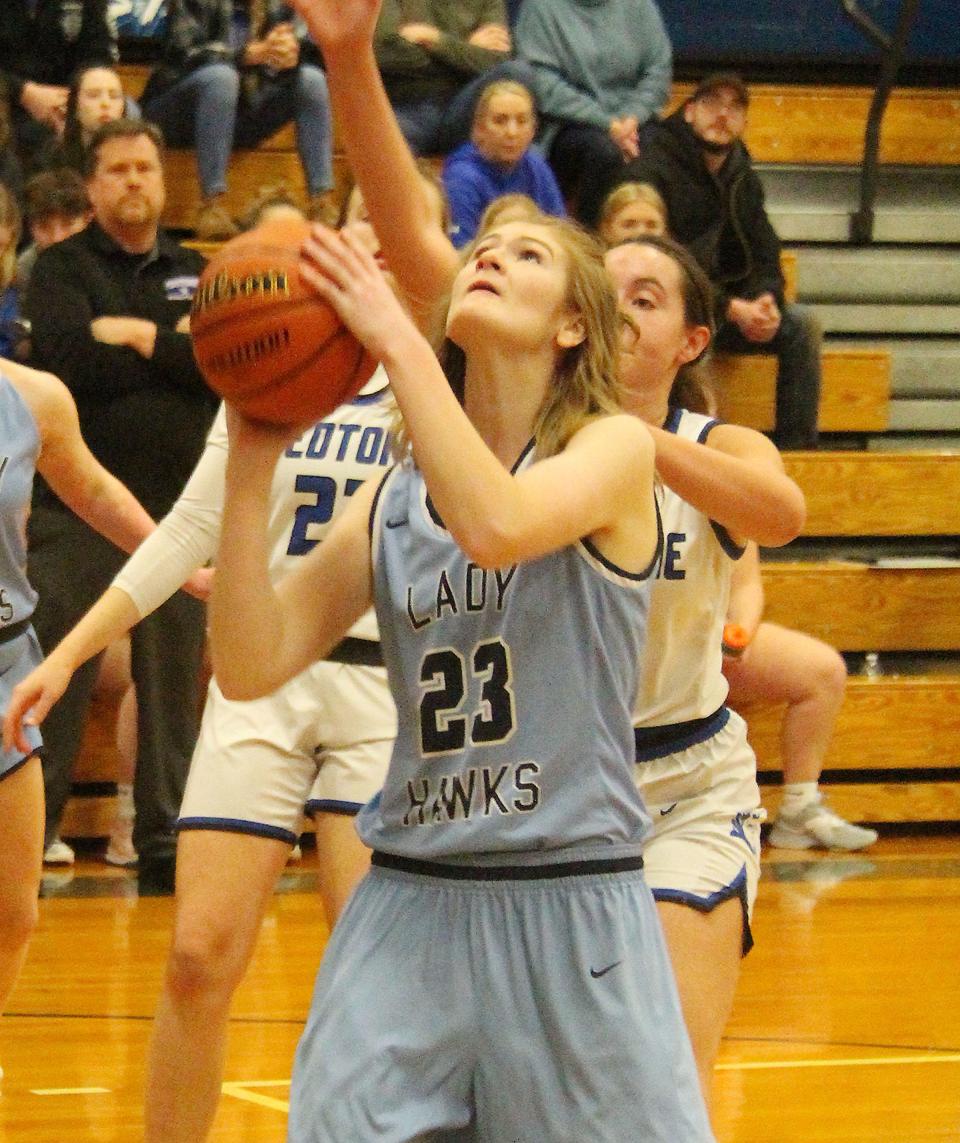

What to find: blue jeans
left=714, top=302, right=822, bottom=449
left=144, top=61, right=333, bottom=197
left=394, top=59, right=535, bottom=156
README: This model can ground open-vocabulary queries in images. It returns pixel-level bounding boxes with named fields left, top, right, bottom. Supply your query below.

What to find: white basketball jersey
left=114, top=368, right=394, bottom=643
left=633, top=407, right=744, bottom=727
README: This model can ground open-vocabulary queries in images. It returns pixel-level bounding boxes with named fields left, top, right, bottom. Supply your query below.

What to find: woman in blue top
left=442, top=78, right=565, bottom=248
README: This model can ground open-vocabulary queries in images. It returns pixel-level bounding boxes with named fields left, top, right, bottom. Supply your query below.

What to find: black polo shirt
left=25, top=221, right=218, bottom=517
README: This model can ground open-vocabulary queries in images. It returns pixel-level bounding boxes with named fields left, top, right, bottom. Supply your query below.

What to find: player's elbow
left=454, top=518, right=524, bottom=570
left=760, top=486, right=806, bottom=547
left=211, top=656, right=272, bottom=703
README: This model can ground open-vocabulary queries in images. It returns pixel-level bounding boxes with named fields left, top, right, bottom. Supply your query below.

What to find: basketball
left=190, top=215, right=378, bottom=425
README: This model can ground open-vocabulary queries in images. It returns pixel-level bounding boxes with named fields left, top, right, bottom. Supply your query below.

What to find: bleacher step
left=796, top=247, right=960, bottom=304
left=811, top=303, right=960, bottom=335
left=762, top=164, right=960, bottom=244
left=842, top=338, right=960, bottom=396
left=782, top=451, right=960, bottom=535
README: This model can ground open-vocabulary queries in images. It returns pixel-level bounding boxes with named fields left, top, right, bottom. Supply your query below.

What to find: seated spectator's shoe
left=287, top=843, right=303, bottom=864
left=307, top=191, right=340, bottom=226
left=138, top=855, right=176, bottom=896
left=195, top=197, right=239, bottom=242
left=43, top=837, right=75, bottom=865
left=769, top=798, right=879, bottom=851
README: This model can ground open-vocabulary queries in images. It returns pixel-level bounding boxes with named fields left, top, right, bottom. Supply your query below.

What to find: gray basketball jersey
left=357, top=443, right=658, bottom=864
left=0, top=376, right=39, bottom=630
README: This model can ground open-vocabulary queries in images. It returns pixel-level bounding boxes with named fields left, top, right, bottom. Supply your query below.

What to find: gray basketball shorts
left=287, top=852, right=713, bottom=1142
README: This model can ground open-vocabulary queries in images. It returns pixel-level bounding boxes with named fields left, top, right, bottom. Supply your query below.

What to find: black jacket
left=25, top=221, right=217, bottom=517
left=620, top=107, right=785, bottom=312
left=0, top=1, right=116, bottom=103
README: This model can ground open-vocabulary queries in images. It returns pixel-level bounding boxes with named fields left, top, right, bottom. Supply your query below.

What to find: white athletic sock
left=780, top=781, right=820, bottom=817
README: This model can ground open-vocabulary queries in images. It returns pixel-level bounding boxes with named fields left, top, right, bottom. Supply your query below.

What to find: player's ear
left=556, top=313, right=586, bottom=350
left=677, top=324, right=710, bottom=365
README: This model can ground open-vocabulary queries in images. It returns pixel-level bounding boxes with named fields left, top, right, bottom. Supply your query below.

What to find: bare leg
left=144, top=830, right=289, bottom=1143
left=656, top=896, right=744, bottom=1116
left=724, top=621, right=847, bottom=784
left=312, top=809, right=371, bottom=923
left=0, top=756, right=44, bottom=1012
left=726, top=622, right=875, bottom=849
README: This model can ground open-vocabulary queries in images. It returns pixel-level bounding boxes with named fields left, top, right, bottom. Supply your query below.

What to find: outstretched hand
left=299, top=225, right=417, bottom=365
left=289, top=0, right=383, bottom=53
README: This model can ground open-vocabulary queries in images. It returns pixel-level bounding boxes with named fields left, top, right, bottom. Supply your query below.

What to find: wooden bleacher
left=742, top=451, right=960, bottom=828
left=712, top=346, right=891, bottom=434
left=114, top=64, right=960, bottom=229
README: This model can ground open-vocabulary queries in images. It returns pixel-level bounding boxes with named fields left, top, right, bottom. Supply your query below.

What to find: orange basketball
left=190, top=216, right=378, bottom=425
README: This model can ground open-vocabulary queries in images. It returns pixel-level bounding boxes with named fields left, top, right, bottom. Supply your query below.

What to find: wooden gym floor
left=2, top=834, right=958, bottom=1141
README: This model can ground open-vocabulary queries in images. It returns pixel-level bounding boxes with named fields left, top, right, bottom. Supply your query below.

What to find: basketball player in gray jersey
left=211, top=207, right=711, bottom=1137
left=0, top=357, right=187, bottom=1080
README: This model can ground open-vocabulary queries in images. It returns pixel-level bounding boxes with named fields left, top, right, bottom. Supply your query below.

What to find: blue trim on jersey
left=710, top=518, right=746, bottom=560
left=652, top=864, right=754, bottom=955
left=634, top=705, right=730, bottom=761
left=350, top=386, right=390, bottom=406
left=424, top=437, right=537, bottom=530
left=305, top=798, right=363, bottom=818
left=664, top=406, right=684, bottom=433
left=176, top=817, right=298, bottom=844
left=581, top=494, right=663, bottom=582
left=695, top=417, right=722, bottom=445
left=663, top=409, right=745, bottom=561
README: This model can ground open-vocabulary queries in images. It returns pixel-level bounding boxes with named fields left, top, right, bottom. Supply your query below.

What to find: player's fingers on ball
left=298, top=261, right=345, bottom=308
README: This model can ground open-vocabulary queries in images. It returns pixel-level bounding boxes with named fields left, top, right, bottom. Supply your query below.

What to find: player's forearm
left=649, top=426, right=805, bottom=548
left=46, top=587, right=142, bottom=680
left=209, top=436, right=286, bottom=698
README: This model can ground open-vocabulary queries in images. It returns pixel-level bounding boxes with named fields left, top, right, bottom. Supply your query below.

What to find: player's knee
left=813, top=646, right=848, bottom=701
left=166, top=924, right=246, bottom=1002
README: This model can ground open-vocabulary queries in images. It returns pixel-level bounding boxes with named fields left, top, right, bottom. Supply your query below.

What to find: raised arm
left=647, top=420, right=806, bottom=548
left=291, top=0, right=459, bottom=317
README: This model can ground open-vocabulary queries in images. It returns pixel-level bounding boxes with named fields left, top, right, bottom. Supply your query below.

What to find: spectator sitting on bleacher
left=722, top=541, right=878, bottom=852
left=442, top=78, right=564, bottom=248
left=46, top=65, right=128, bottom=173
left=617, top=72, right=822, bottom=450
left=374, top=0, right=533, bottom=157
left=597, top=180, right=667, bottom=246
left=16, top=168, right=91, bottom=291
left=141, top=0, right=337, bottom=240
left=514, top=0, right=672, bottom=228
left=0, top=2, right=118, bottom=177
